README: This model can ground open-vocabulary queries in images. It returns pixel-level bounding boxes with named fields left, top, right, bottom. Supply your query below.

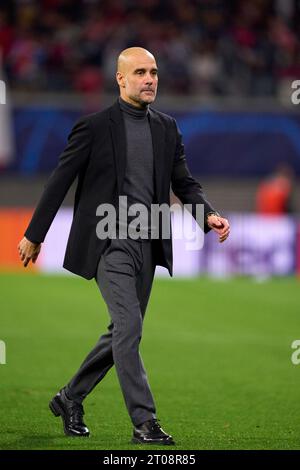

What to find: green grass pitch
left=0, top=272, right=299, bottom=450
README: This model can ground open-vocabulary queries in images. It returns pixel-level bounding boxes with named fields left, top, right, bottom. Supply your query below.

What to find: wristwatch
left=205, top=211, right=221, bottom=223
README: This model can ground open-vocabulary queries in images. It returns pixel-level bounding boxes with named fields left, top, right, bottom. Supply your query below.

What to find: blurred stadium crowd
left=0, top=0, right=300, bottom=277
left=1, top=0, right=300, bottom=96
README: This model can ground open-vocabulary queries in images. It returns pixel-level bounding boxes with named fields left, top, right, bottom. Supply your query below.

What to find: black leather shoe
left=132, top=419, right=175, bottom=445
left=49, top=388, right=90, bottom=437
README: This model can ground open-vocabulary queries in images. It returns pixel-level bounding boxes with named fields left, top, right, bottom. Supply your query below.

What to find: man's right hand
left=18, top=237, right=42, bottom=267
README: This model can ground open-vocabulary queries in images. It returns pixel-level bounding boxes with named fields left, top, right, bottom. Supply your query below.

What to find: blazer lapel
left=149, top=108, right=165, bottom=200
left=109, top=101, right=127, bottom=194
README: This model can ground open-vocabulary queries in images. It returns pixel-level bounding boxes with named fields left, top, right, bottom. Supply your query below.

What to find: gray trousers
left=65, top=238, right=157, bottom=426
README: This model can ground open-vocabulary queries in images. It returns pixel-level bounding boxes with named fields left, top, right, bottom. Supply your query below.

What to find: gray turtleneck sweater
left=118, top=97, right=154, bottom=238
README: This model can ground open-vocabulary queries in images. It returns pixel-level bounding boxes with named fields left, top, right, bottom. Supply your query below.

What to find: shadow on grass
left=0, top=434, right=95, bottom=450
left=1, top=433, right=182, bottom=450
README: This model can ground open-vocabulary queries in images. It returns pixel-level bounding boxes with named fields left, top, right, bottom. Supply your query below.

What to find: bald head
left=116, top=47, right=158, bottom=108
left=117, top=47, right=156, bottom=74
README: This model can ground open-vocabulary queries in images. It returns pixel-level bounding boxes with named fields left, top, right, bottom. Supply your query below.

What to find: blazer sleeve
left=170, top=118, right=216, bottom=233
left=24, top=116, right=93, bottom=243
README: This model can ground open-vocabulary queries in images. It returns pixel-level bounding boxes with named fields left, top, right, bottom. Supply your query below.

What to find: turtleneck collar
left=118, top=97, right=149, bottom=119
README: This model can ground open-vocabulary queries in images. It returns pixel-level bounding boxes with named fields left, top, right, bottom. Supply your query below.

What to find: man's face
left=117, top=54, right=158, bottom=107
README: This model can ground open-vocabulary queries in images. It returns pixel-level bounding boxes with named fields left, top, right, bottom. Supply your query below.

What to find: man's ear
left=116, top=71, right=125, bottom=88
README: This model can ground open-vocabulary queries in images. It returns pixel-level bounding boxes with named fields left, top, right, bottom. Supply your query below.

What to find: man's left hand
left=207, top=214, right=230, bottom=243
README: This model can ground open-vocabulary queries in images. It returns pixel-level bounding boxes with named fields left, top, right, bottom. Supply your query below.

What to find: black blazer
left=25, top=100, right=215, bottom=279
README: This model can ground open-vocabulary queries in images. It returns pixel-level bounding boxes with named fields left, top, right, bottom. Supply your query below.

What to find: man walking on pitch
left=18, top=47, right=230, bottom=445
